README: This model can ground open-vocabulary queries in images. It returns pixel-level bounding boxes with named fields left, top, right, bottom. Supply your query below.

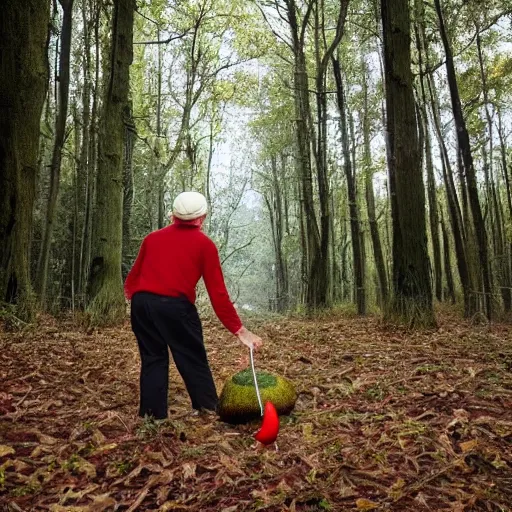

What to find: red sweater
left=124, top=223, right=242, bottom=334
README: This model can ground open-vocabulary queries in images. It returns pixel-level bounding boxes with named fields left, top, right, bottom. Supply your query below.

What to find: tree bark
left=332, top=56, right=366, bottom=314
left=122, top=102, right=136, bottom=278
left=434, top=0, right=492, bottom=319
left=426, top=72, right=473, bottom=316
left=80, top=2, right=100, bottom=301
left=0, top=0, right=50, bottom=320
left=37, top=0, right=75, bottom=307
left=286, top=0, right=321, bottom=310
left=440, top=208, right=456, bottom=304
left=497, top=109, right=512, bottom=311
left=381, top=0, right=434, bottom=326
left=413, top=9, right=442, bottom=302
left=477, top=31, right=509, bottom=312
left=87, top=0, right=135, bottom=325
left=78, top=0, right=91, bottom=300
left=421, top=104, right=442, bottom=301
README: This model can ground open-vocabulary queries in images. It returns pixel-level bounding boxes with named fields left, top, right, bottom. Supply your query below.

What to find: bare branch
left=221, top=236, right=257, bottom=265
left=133, top=30, right=191, bottom=45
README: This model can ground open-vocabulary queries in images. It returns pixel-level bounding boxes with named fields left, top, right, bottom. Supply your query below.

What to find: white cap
left=172, top=191, right=208, bottom=220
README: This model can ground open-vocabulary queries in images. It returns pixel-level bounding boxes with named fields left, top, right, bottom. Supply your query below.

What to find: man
left=124, top=191, right=263, bottom=420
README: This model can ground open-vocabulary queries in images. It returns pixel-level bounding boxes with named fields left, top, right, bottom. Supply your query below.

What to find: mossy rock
left=218, top=368, right=297, bottom=424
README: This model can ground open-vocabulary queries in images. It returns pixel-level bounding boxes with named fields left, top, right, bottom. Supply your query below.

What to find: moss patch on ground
left=218, top=368, right=297, bottom=424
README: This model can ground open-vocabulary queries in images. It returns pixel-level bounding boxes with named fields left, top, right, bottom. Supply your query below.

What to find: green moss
left=218, top=369, right=297, bottom=424
left=232, top=368, right=277, bottom=388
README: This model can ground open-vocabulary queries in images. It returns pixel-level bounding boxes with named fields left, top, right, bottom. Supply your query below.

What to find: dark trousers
left=131, top=292, right=218, bottom=419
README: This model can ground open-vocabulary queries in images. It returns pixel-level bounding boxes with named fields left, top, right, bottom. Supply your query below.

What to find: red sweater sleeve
left=202, top=240, right=243, bottom=334
left=124, top=238, right=147, bottom=300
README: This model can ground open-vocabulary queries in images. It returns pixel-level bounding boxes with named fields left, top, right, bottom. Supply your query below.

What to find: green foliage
left=232, top=368, right=277, bottom=387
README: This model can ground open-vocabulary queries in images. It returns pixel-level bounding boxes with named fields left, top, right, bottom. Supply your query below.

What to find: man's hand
left=236, top=326, right=263, bottom=351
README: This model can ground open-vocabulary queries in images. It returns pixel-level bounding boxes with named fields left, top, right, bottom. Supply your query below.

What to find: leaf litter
left=0, top=311, right=511, bottom=511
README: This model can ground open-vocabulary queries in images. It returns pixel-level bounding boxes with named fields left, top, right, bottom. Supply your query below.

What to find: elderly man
left=124, top=191, right=263, bottom=420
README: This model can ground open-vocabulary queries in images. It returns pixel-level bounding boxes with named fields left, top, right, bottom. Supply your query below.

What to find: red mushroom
left=250, top=346, right=280, bottom=445
left=254, top=401, right=280, bottom=445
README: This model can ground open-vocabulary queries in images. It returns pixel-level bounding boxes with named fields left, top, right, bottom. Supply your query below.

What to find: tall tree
left=332, top=54, right=366, bottom=314
left=37, top=0, right=75, bottom=306
left=426, top=69, right=473, bottom=316
left=381, top=0, right=434, bottom=325
left=311, top=0, right=350, bottom=309
left=284, top=0, right=321, bottom=308
left=414, top=0, right=442, bottom=302
left=87, top=0, right=135, bottom=324
left=361, top=57, right=388, bottom=307
left=79, top=1, right=101, bottom=299
left=434, top=0, right=492, bottom=319
left=0, top=0, right=50, bottom=320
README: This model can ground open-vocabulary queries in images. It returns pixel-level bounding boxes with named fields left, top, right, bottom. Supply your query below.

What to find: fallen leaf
left=356, top=498, right=379, bottom=511
left=74, top=456, right=97, bottom=478
left=50, top=506, right=86, bottom=512
left=146, top=450, right=172, bottom=467
left=126, top=488, right=149, bottom=512
left=87, top=493, right=116, bottom=512
left=147, top=469, right=174, bottom=488
left=388, top=478, right=406, bottom=500
left=91, top=443, right=118, bottom=455
left=159, top=502, right=191, bottom=511
left=92, top=429, right=106, bottom=445
left=31, top=429, right=59, bottom=445
left=59, top=484, right=99, bottom=505
left=182, top=462, right=196, bottom=480
left=0, top=445, right=15, bottom=457
left=460, top=439, right=478, bottom=453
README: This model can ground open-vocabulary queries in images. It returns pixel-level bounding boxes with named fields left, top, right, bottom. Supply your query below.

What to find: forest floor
left=1, top=308, right=512, bottom=512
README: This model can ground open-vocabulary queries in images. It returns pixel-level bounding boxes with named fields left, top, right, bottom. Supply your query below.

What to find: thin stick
left=250, top=346, right=263, bottom=416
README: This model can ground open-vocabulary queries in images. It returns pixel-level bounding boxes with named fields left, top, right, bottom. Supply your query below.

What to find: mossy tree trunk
left=0, top=0, right=50, bottom=320
left=381, top=0, right=435, bottom=326
left=87, top=0, right=135, bottom=325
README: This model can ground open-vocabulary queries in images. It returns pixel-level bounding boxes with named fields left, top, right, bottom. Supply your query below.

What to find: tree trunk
left=426, top=72, right=473, bottom=316
left=78, top=0, right=91, bottom=300
left=477, top=32, right=509, bottom=313
left=122, top=102, right=135, bottom=277
left=421, top=106, right=442, bottom=301
left=87, top=0, right=135, bottom=325
left=37, top=0, right=74, bottom=307
left=413, top=11, right=442, bottom=303
left=0, top=0, right=50, bottom=320
left=434, top=0, right=492, bottom=319
left=332, top=56, right=366, bottom=314
left=497, top=109, right=512, bottom=312
left=265, top=155, right=289, bottom=312
left=287, top=0, right=321, bottom=310
left=381, top=0, right=434, bottom=326
left=80, top=3, right=100, bottom=301
left=440, top=208, right=456, bottom=304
